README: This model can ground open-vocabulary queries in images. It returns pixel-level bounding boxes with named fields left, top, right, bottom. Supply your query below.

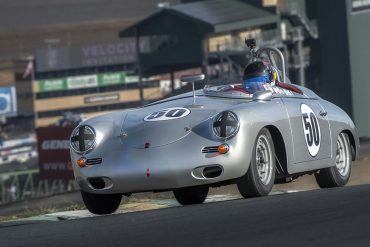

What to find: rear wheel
left=237, top=128, right=276, bottom=197
left=315, top=132, right=352, bottom=188
left=81, top=190, right=122, bottom=215
left=173, top=186, right=209, bottom=205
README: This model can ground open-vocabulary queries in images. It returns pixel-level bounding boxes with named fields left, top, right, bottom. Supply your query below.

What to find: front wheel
left=173, top=186, right=209, bottom=205
left=81, top=190, right=122, bottom=215
left=315, top=132, right=352, bottom=188
left=237, top=128, right=276, bottom=198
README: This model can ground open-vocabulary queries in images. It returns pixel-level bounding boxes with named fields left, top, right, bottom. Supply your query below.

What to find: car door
left=282, top=97, right=332, bottom=164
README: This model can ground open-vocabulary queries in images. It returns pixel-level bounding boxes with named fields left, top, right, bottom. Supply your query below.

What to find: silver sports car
left=70, top=40, right=360, bottom=214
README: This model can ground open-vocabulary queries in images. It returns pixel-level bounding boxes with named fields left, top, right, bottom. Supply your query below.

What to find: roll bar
left=245, top=39, right=286, bottom=83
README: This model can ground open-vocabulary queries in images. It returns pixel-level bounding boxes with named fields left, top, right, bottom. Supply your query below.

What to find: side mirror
left=253, top=90, right=273, bottom=101
left=180, top=74, right=205, bottom=83
left=180, top=74, right=205, bottom=105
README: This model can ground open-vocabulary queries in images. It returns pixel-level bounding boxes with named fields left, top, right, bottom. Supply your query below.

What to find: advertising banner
left=38, top=71, right=127, bottom=92
left=84, top=93, right=120, bottom=104
left=0, top=86, right=17, bottom=116
left=38, top=78, right=67, bottom=92
left=98, top=72, right=126, bottom=86
left=67, top=74, right=98, bottom=89
left=36, top=127, right=74, bottom=180
left=36, top=38, right=150, bottom=72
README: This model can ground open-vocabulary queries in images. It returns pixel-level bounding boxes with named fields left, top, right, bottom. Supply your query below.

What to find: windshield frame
left=203, top=83, right=253, bottom=99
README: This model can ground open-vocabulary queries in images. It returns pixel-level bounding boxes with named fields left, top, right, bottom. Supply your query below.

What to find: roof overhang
left=120, top=1, right=280, bottom=38
left=214, top=15, right=280, bottom=33
left=119, top=8, right=213, bottom=37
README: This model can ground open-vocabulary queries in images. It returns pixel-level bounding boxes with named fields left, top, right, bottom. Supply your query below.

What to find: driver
left=242, top=61, right=276, bottom=93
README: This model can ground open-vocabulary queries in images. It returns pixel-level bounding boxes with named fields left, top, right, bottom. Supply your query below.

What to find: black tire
left=315, top=132, right=352, bottom=188
left=237, top=128, right=276, bottom=198
left=81, top=190, right=122, bottom=215
left=173, top=186, right=209, bottom=205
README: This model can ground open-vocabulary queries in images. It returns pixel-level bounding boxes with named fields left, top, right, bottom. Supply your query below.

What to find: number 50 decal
left=301, top=104, right=321, bottom=157
left=144, top=107, right=190, bottom=122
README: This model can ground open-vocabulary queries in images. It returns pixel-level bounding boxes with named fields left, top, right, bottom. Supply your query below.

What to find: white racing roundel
left=144, top=107, right=190, bottom=122
left=301, top=104, right=321, bottom=157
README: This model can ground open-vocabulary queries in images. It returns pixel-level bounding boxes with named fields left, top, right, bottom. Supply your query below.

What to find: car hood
left=120, top=95, right=247, bottom=148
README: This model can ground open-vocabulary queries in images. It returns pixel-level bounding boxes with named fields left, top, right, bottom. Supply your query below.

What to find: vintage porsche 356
left=70, top=39, right=359, bottom=214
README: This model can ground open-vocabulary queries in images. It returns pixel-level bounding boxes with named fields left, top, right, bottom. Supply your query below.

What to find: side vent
left=201, top=146, right=219, bottom=153
left=86, top=158, right=103, bottom=166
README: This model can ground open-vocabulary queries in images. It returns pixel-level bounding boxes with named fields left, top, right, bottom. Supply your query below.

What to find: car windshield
left=203, top=80, right=254, bottom=98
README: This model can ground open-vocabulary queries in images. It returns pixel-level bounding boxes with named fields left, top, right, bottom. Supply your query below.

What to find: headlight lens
left=70, top=125, right=96, bottom=153
left=213, top=111, right=239, bottom=139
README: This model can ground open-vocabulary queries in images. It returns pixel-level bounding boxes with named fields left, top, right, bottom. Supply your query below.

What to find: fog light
left=218, top=144, right=229, bottom=154
left=77, top=157, right=87, bottom=168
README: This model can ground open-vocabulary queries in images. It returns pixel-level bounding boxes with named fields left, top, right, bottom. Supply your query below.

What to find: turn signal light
left=77, top=157, right=87, bottom=168
left=218, top=144, right=229, bottom=154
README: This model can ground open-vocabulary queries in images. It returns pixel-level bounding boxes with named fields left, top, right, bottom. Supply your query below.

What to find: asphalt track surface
left=1, top=184, right=370, bottom=247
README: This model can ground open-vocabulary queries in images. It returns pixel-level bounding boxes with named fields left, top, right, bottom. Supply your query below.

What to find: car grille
left=202, top=146, right=219, bottom=153
left=86, top=158, right=103, bottom=166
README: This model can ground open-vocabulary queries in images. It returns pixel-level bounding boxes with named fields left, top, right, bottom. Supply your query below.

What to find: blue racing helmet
left=243, top=61, right=271, bottom=92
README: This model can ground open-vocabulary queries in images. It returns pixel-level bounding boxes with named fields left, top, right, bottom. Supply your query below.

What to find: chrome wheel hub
left=335, top=133, right=350, bottom=177
left=256, top=134, right=273, bottom=185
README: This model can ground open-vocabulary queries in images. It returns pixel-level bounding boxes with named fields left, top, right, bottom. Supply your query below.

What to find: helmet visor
left=243, top=75, right=269, bottom=92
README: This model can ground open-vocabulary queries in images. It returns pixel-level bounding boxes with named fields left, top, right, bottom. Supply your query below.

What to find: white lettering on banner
left=117, top=43, right=125, bottom=53
left=67, top=75, right=98, bottom=89
left=47, top=49, right=58, bottom=69
left=44, top=79, right=64, bottom=89
left=41, top=140, right=70, bottom=150
left=107, top=44, right=115, bottom=54
left=82, top=42, right=136, bottom=58
left=37, top=38, right=152, bottom=72
left=43, top=162, right=73, bottom=171
left=102, top=74, right=120, bottom=81
left=81, top=54, right=136, bottom=67
left=84, top=94, right=120, bottom=104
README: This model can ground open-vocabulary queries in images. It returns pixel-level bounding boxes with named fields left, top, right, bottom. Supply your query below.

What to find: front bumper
left=71, top=132, right=250, bottom=194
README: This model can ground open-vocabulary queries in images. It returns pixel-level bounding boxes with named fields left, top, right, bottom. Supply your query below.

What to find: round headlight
left=70, top=125, right=96, bottom=153
left=213, top=111, right=239, bottom=139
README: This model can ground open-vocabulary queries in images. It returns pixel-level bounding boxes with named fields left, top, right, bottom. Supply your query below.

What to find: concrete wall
left=346, top=0, right=370, bottom=137
left=316, top=0, right=353, bottom=118
left=313, top=0, right=370, bottom=137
